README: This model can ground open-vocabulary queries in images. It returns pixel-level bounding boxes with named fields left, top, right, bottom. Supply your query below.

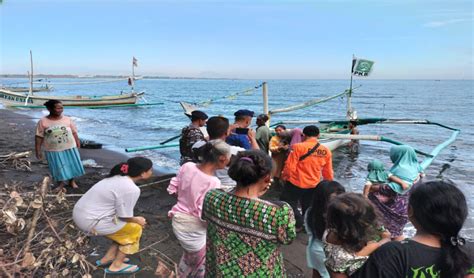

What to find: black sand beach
left=0, top=108, right=310, bottom=277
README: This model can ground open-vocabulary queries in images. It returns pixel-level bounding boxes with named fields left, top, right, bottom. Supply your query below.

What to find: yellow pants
left=106, top=222, right=143, bottom=254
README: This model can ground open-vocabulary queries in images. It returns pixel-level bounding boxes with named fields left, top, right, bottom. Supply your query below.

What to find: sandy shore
left=0, top=108, right=310, bottom=277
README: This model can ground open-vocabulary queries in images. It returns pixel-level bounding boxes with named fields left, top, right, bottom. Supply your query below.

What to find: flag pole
left=131, top=57, right=135, bottom=93
left=347, top=54, right=354, bottom=119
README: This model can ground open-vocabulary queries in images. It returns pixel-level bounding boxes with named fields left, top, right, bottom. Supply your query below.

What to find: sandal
left=105, top=264, right=140, bottom=275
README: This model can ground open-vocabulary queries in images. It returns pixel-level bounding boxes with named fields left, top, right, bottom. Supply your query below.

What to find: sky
left=0, top=0, right=472, bottom=79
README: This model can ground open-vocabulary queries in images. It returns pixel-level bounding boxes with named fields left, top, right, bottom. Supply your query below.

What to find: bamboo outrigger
left=125, top=57, right=460, bottom=173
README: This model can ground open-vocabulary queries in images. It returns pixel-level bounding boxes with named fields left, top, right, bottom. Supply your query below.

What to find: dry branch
left=0, top=177, right=96, bottom=276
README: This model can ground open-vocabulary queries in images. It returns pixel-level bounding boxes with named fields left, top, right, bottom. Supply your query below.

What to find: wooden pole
left=347, top=55, right=354, bottom=119
left=29, top=50, right=34, bottom=96
left=131, top=57, right=135, bottom=93
left=262, top=82, right=269, bottom=126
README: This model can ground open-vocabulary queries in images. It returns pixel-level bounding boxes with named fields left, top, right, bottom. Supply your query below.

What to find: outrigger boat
left=1, top=84, right=51, bottom=93
left=125, top=57, right=460, bottom=173
left=0, top=51, right=148, bottom=108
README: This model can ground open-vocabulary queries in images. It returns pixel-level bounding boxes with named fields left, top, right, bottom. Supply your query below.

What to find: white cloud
left=423, top=18, right=472, bottom=28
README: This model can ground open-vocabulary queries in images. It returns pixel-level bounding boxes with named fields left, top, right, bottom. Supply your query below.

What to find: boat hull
left=0, top=89, right=143, bottom=107
left=321, top=137, right=351, bottom=151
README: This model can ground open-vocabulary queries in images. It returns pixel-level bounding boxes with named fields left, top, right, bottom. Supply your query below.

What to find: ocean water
left=2, top=78, right=473, bottom=234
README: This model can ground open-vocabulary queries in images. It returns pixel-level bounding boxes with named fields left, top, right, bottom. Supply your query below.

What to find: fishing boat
left=0, top=89, right=144, bottom=107
left=1, top=84, right=51, bottom=93
left=125, top=56, right=460, bottom=174
left=0, top=51, right=145, bottom=108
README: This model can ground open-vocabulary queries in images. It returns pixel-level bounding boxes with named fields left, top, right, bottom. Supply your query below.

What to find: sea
left=1, top=78, right=473, bottom=236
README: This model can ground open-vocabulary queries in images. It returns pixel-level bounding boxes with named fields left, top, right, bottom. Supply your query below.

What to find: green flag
left=352, top=58, right=375, bottom=76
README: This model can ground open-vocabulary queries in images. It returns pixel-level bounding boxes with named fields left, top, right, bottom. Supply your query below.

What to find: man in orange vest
left=280, top=125, right=334, bottom=230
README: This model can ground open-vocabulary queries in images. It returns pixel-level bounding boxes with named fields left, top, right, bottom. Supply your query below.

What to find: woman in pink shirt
left=168, top=139, right=231, bottom=278
left=35, top=100, right=85, bottom=190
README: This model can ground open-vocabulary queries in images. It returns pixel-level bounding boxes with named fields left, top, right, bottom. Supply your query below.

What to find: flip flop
left=95, top=258, right=130, bottom=267
left=105, top=265, right=140, bottom=275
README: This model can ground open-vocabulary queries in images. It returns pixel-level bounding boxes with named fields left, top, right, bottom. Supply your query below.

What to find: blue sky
left=0, top=0, right=472, bottom=79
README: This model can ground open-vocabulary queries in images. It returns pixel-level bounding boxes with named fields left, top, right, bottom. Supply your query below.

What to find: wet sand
left=0, top=108, right=310, bottom=277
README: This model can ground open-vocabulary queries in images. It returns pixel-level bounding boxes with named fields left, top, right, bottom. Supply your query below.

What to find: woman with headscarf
left=367, top=145, right=424, bottom=240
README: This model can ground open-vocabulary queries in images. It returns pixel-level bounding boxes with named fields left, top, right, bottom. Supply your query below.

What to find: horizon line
left=1, top=74, right=472, bottom=81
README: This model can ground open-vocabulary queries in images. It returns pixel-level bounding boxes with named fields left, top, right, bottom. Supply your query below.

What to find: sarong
left=172, top=212, right=207, bottom=278
left=45, top=147, right=85, bottom=182
left=106, top=222, right=143, bottom=254
left=368, top=184, right=409, bottom=238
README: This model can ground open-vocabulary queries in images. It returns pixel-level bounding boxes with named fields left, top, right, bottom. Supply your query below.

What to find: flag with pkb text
left=352, top=58, right=374, bottom=76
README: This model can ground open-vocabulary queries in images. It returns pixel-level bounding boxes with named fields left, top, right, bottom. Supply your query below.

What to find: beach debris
left=0, top=177, right=96, bottom=277
left=0, top=151, right=32, bottom=171
left=81, top=159, right=103, bottom=168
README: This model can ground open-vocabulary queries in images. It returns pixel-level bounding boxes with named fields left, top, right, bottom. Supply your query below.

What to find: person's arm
left=72, top=131, right=81, bottom=148
left=247, top=128, right=260, bottom=150
left=351, top=243, right=403, bottom=278
left=356, top=237, right=390, bottom=257
left=120, top=216, right=147, bottom=227
left=188, top=129, right=205, bottom=149
left=330, top=271, right=349, bottom=278
left=269, top=137, right=279, bottom=152
left=322, top=149, right=334, bottom=181
left=35, top=121, right=44, bottom=160
left=281, top=146, right=299, bottom=180
left=69, top=117, right=81, bottom=148
left=388, top=175, right=409, bottom=190
left=276, top=203, right=297, bottom=244
left=115, top=188, right=143, bottom=225
left=363, top=181, right=372, bottom=198
left=167, top=162, right=186, bottom=195
left=35, top=135, right=44, bottom=160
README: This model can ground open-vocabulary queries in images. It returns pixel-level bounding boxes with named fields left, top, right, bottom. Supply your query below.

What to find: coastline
left=0, top=107, right=309, bottom=277
left=0, top=108, right=135, bottom=189
left=0, top=108, right=168, bottom=190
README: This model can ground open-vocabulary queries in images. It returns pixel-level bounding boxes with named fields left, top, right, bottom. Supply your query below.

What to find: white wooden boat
left=0, top=51, right=144, bottom=108
left=0, top=88, right=143, bottom=107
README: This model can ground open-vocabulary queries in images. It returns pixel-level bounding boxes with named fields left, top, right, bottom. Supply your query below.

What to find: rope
left=269, top=90, right=349, bottom=115
left=167, top=83, right=263, bottom=106
left=0, top=176, right=174, bottom=198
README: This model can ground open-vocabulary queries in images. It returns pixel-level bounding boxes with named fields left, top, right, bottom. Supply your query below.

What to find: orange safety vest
left=282, top=138, right=333, bottom=189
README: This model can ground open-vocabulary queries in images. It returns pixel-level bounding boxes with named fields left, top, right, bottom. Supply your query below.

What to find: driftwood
left=0, top=177, right=96, bottom=277
left=23, top=177, right=49, bottom=257
left=0, top=151, right=32, bottom=172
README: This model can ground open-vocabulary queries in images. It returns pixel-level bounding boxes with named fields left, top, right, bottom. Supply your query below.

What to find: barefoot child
left=73, top=157, right=153, bottom=275
left=168, top=140, right=231, bottom=278
left=323, top=193, right=390, bottom=277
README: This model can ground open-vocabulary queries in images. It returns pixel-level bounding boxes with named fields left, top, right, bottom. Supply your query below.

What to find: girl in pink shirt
left=167, top=139, right=231, bottom=278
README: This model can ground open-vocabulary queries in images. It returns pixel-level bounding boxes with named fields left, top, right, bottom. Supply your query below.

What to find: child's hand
left=381, top=230, right=391, bottom=239
left=401, top=181, right=410, bottom=190
left=135, top=216, right=147, bottom=227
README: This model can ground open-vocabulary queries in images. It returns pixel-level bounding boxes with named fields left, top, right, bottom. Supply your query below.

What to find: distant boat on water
left=0, top=51, right=144, bottom=108
left=1, top=84, right=51, bottom=93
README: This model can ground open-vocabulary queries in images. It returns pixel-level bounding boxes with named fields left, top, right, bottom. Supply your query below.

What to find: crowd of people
left=35, top=100, right=473, bottom=277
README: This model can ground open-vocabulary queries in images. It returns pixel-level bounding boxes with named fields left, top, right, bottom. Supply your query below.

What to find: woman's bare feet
left=69, top=180, right=79, bottom=189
